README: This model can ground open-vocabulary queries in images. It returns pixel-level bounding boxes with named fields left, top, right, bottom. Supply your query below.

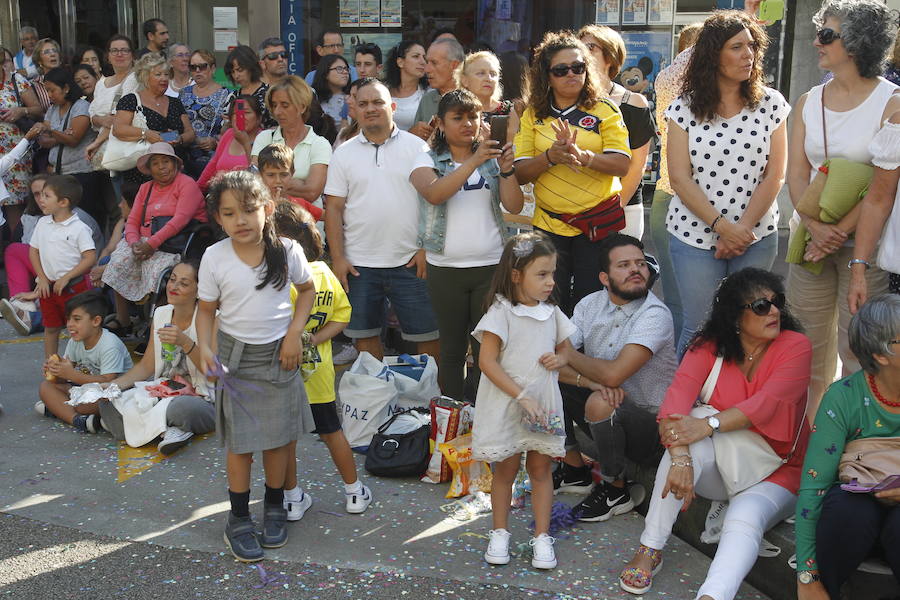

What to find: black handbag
left=138, top=184, right=201, bottom=254
left=10, top=75, right=37, bottom=133
left=365, top=409, right=431, bottom=478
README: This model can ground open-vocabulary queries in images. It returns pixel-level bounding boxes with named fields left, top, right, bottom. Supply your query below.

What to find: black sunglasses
left=742, top=293, right=786, bottom=316
left=189, top=62, right=210, bottom=72
left=548, top=61, right=587, bottom=77
left=263, top=51, right=288, bottom=61
left=816, top=28, right=841, bottom=45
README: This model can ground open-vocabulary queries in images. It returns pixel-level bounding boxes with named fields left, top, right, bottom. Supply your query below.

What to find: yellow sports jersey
left=514, top=101, right=631, bottom=236
left=290, top=261, right=352, bottom=404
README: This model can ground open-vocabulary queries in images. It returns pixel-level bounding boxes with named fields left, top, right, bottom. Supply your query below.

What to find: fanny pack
left=543, top=194, right=624, bottom=242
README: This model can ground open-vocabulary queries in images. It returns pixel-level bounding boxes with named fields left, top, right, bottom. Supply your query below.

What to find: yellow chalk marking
left=117, top=433, right=212, bottom=483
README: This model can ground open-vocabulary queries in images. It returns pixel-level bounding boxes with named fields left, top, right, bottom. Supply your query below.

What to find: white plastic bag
left=110, top=380, right=171, bottom=447
left=518, top=367, right=565, bottom=436
left=338, top=351, right=400, bottom=450
left=384, top=353, right=440, bottom=410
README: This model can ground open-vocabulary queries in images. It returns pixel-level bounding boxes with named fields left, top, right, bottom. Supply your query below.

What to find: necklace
left=867, top=373, right=900, bottom=407
left=744, top=341, right=769, bottom=362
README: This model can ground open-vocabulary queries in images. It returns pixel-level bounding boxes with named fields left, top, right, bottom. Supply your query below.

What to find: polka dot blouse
left=664, top=87, right=790, bottom=250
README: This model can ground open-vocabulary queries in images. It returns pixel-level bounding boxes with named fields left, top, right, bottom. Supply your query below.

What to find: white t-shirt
left=89, top=73, right=139, bottom=124
left=29, top=214, right=96, bottom=280
left=426, top=163, right=503, bottom=268
left=198, top=237, right=312, bottom=344
left=665, top=87, right=790, bottom=250
left=64, top=328, right=133, bottom=376
left=392, top=88, right=425, bottom=131
left=324, top=127, right=432, bottom=268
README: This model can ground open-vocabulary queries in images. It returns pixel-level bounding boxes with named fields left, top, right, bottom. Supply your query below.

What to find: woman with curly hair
left=513, top=31, right=631, bottom=314
left=664, top=10, right=789, bottom=356
left=786, top=0, right=900, bottom=418
left=384, top=40, right=428, bottom=132
left=619, top=267, right=811, bottom=599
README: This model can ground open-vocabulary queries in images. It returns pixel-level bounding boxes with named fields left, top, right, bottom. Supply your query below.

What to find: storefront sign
left=280, top=0, right=304, bottom=75
left=214, top=30, right=238, bottom=52
left=595, top=0, right=620, bottom=25
left=647, top=0, right=673, bottom=24
left=340, top=0, right=360, bottom=27
left=381, top=0, right=403, bottom=27
left=359, top=0, right=380, bottom=26
left=622, top=0, right=647, bottom=25
left=213, top=7, right=238, bottom=29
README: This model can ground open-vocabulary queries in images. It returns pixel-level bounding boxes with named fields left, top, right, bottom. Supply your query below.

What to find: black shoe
left=224, top=513, right=264, bottom=562
left=572, top=482, right=635, bottom=522
left=260, top=503, right=288, bottom=548
left=552, top=464, right=594, bottom=495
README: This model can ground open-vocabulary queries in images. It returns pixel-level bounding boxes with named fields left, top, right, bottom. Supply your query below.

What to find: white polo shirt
left=29, top=214, right=95, bottom=281
left=251, top=125, right=332, bottom=180
left=324, top=126, right=432, bottom=268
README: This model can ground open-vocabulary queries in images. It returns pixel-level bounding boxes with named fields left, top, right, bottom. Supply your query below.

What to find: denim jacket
left=418, top=148, right=511, bottom=253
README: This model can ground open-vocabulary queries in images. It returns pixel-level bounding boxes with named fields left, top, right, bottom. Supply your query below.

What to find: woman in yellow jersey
left=514, top=31, right=631, bottom=314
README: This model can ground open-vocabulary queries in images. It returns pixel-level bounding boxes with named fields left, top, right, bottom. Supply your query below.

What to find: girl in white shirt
left=196, top=170, right=316, bottom=563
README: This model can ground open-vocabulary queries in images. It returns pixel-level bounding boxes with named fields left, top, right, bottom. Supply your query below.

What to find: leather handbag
left=364, top=409, right=431, bottom=478
left=690, top=355, right=806, bottom=496
left=137, top=185, right=201, bottom=254
left=839, top=437, right=900, bottom=485
left=101, top=93, right=151, bottom=171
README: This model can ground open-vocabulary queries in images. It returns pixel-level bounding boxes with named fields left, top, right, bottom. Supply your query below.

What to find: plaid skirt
left=216, top=330, right=315, bottom=454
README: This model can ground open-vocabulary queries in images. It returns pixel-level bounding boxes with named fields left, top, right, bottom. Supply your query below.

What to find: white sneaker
left=34, top=401, right=49, bottom=417
left=345, top=484, right=372, bottom=514
left=484, top=528, right=511, bottom=565
left=332, top=343, right=359, bottom=365
left=530, top=533, right=557, bottom=569
left=284, top=491, right=313, bottom=522
left=0, top=298, right=30, bottom=336
left=158, top=427, right=193, bottom=455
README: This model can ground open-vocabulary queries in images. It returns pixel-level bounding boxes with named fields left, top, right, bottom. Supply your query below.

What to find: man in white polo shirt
left=324, top=78, right=439, bottom=360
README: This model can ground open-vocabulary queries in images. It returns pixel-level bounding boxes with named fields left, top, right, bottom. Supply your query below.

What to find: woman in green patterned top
left=795, top=294, right=900, bottom=600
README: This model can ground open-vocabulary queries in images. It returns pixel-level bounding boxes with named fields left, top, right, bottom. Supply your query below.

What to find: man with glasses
left=138, top=18, right=169, bottom=58
left=258, top=37, right=289, bottom=86
left=304, top=30, right=358, bottom=85
left=354, top=43, right=382, bottom=79
left=14, top=26, right=39, bottom=79
left=410, top=38, right=464, bottom=140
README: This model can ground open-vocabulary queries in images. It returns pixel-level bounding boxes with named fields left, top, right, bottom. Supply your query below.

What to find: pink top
left=126, top=172, right=208, bottom=249
left=197, top=128, right=251, bottom=191
left=659, top=330, right=812, bottom=494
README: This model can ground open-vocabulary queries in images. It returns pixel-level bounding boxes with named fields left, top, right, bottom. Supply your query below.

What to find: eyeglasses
left=329, top=65, right=349, bottom=73
left=741, top=293, right=786, bottom=316
left=173, top=52, right=191, bottom=58
left=189, top=62, right=210, bottom=72
left=548, top=61, right=587, bottom=77
left=263, top=51, right=288, bottom=61
left=109, top=48, right=132, bottom=55
left=321, top=43, right=344, bottom=50
left=41, top=48, right=59, bottom=55
left=816, top=28, right=841, bottom=45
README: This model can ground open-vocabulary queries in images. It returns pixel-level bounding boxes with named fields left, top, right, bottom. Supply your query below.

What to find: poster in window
left=381, top=0, right=402, bottom=27
left=595, top=0, right=620, bottom=25
left=622, top=0, right=648, bottom=25
left=647, top=0, right=674, bottom=24
left=339, top=0, right=360, bottom=27
left=359, top=0, right=380, bottom=26
left=496, top=0, right=512, bottom=20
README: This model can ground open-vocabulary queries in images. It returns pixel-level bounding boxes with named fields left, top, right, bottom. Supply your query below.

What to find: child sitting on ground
left=273, top=201, right=373, bottom=517
left=36, top=289, right=133, bottom=433
left=257, top=143, right=324, bottom=221
left=27, top=175, right=97, bottom=358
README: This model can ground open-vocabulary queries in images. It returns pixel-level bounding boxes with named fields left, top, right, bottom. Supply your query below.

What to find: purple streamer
left=252, top=564, right=287, bottom=588
left=206, top=357, right=264, bottom=422
left=530, top=501, right=580, bottom=536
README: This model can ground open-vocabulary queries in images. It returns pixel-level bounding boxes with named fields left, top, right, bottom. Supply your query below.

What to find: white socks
left=344, top=480, right=363, bottom=495
left=285, top=485, right=304, bottom=502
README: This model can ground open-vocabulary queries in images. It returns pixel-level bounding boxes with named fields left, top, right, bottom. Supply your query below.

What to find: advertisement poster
left=359, top=0, right=380, bottom=26
left=648, top=0, right=674, bottom=24
left=381, top=0, right=402, bottom=26
left=339, top=0, right=360, bottom=27
left=595, top=0, right=619, bottom=25
left=344, top=32, right=403, bottom=66
left=496, top=0, right=512, bottom=20
left=622, top=0, right=647, bottom=25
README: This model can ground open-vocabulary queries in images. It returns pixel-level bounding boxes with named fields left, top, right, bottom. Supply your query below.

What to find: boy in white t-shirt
left=28, top=175, right=97, bottom=358
left=36, top=290, right=133, bottom=433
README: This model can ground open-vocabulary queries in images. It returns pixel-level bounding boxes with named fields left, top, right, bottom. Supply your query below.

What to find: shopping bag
left=384, top=353, right=440, bottom=410
left=421, top=396, right=473, bottom=483
left=337, top=351, right=400, bottom=451
left=439, top=433, right=492, bottom=498
left=518, top=367, right=565, bottom=436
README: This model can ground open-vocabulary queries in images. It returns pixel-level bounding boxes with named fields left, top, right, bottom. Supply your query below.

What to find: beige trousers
left=786, top=246, right=889, bottom=417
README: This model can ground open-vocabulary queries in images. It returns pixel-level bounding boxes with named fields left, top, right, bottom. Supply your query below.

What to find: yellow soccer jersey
left=514, top=100, right=631, bottom=236
left=290, top=261, right=352, bottom=404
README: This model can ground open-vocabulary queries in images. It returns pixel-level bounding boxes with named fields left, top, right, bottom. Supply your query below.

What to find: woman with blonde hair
left=457, top=50, right=516, bottom=122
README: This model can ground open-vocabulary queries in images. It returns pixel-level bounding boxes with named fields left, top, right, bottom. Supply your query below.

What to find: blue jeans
left=345, top=265, right=439, bottom=342
left=669, top=232, right=778, bottom=355
left=649, top=190, right=682, bottom=343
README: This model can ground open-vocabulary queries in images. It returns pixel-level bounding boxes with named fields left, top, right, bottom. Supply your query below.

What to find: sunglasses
left=742, top=293, right=786, bottom=316
left=816, top=28, right=841, bottom=45
left=263, top=51, right=288, bottom=61
left=548, top=61, right=587, bottom=78
left=189, top=62, right=210, bottom=72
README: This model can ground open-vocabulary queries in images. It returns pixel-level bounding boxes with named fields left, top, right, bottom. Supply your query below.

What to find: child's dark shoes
left=224, top=513, right=264, bottom=562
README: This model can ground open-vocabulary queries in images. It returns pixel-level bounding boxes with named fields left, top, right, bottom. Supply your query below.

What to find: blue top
left=178, top=85, right=232, bottom=139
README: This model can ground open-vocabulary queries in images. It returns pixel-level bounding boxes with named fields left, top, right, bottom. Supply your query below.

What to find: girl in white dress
left=472, top=231, right=576, bottom=571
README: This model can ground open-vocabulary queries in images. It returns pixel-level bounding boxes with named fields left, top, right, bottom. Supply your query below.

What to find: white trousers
left=622, top=203, right=645, bottom=240
left=639, top=437, right=796, bottom=600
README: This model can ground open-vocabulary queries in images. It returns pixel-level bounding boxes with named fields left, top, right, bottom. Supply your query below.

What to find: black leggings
left=537, top=227, right=603, bottom=316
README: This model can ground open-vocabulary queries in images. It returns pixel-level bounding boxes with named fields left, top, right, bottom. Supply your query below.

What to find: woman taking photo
left=197, top=94, right=263, bottom=192
left=310, top=53, right=351, bottom=131
left=786, top=0, right=900, bottom=415
left=411, top=89, right=524, bottom=401
left=250, top=75, right=330, bottom=204
left=665, top=11, right=789, bottom=355
left=578, top=25, right=656, bottom=240
left=384, top=41, right=428, bottom=132
left=166, top=44, right=192, bottom=98
left=513, top=31, right=631, bottom=314
left=619, top=268, right=811, bottom=599
left=179, top=49, right=230, bottom=177
left=224, top=45, right=275, bottom=129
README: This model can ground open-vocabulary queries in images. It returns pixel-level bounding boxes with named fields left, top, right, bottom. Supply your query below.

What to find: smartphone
left=164, top=379, right=186, bottom=390
left=234, top=99, right=246, bottom=131
left=160, top=131, right=179, bottom=143
left=841, top=474, right=900, bottom=494
left=490, top=115, right=509, bottom=147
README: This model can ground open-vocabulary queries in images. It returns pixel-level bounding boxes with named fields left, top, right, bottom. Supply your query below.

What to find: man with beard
left=555, top=234, right=678, bottom=522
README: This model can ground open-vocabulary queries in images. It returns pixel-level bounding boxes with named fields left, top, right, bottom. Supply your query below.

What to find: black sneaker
left=260, top=503, right=288, bottom=548
left=224, top=513, right=264, bottom=562
left=552, top=464, right=594, bottom=495
left=572, top=482, right=635, bottom=522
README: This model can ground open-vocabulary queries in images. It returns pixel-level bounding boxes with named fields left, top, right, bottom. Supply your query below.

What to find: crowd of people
left=1, top=1, right=900, bottom=598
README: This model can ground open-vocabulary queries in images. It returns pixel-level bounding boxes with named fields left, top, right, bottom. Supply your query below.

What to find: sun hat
left=136, top=141, right=184, bottom=175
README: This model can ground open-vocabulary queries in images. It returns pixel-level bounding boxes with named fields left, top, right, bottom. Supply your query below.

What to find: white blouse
left=870, top=121, right=900, bottom=274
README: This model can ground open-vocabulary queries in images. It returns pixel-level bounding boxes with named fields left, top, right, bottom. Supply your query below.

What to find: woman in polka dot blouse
left=664, top=11, right=789, bottom=355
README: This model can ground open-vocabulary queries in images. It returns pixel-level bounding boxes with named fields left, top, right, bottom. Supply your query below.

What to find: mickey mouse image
left=618, top=56, right=655, bottom=112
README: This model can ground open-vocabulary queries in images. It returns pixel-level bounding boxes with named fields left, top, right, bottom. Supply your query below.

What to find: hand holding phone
left=234, top=99, right=246, bottom=131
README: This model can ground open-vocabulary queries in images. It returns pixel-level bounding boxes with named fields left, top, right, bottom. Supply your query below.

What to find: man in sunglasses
left=554, top=234, right=678, bottom=523
left=304, top=30, right=358, bottom=85
left=258, top=37, right=289, bottom=86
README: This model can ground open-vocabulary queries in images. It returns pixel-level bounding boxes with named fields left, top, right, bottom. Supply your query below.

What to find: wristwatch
left=706, top=415, right=721, bottom=436
left=797, top=571, right=820, bottom=584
